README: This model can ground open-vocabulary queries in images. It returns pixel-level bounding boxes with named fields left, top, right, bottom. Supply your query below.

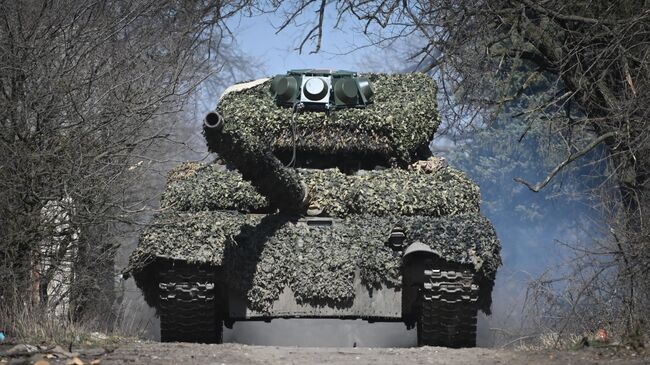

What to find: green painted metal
left=270, top=69, right=373, bottom=109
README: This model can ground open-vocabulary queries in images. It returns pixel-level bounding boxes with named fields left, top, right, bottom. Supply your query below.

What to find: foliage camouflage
left=161, top=162, right=480, bottom=217
left=162, top=162, right=269, bottom=212
left=206, top=73, right=440, bottom=166
left=203, top=120, right=308, bottom=213
left=129, top=71, right=501, bottom=317
left=129, top=211, right=500, bottom=313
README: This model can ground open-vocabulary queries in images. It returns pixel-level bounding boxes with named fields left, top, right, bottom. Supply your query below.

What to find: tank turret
left=202, top=69, right=436, bottom=211
left=205, top=70, right=440, bottom=170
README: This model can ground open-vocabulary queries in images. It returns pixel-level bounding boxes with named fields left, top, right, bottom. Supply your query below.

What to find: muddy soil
left=98, top=342, right=649, bottom=365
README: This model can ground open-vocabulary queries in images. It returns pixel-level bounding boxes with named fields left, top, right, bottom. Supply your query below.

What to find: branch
left=278, top=0, right=327, bottom=54
left=275, top=0, right=316, bottom=35
left=520, top=0, right=621, bottom=25
left=310, top=0, right=327, bottom=54
left=514, top=131, right=617, bottom=192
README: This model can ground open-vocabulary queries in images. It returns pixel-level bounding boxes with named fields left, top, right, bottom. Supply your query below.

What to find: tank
left=126, top=70, right=501, bottom=347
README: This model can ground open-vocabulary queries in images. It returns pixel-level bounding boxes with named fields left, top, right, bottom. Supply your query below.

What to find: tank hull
left=228, top=279, right=403, bottom=320
left=129, top=211, right=499, bottom=316
left=138, top=249, right=484, bottom=347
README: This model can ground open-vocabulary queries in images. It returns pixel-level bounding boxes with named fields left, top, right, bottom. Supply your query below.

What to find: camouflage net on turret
left=208, top=73, right=440, bottom=165
left=128, top=211, right=500, bottom=313
left=161, top=162, right=480, bottom=217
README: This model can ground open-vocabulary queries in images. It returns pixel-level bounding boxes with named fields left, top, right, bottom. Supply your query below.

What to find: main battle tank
left=126, top=70, right=501, bottom=347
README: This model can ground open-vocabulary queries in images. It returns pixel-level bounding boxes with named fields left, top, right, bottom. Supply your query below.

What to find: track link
left=418, top=263, right=479, bottom=348
left=158, top=265, right=222, bottom=343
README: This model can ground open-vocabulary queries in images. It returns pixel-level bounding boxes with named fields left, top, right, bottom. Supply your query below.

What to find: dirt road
left=99, top=342, right=649, bottom=365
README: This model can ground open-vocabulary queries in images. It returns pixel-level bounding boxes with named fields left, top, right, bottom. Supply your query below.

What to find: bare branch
left=514, top=131, right=618, bottom=192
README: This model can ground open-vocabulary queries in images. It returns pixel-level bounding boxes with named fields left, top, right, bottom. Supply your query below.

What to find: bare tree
left=0, top=0, right=253, bottom=328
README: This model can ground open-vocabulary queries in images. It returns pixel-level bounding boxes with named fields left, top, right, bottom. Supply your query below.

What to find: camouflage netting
left=162, top=162, right=269, bottom=212
left=208, top=73, right=440, bottom=165
left=128, top=211, right=500, bottom=313
left=203, top=118, right=308, bottom=213
left=132, top=71, right=502, bottom=316
left=161, top=162, right=480, bottom=217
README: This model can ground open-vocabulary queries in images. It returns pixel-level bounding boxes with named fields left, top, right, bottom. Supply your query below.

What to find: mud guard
left=402, top=241, right=440, bottom=286
left=402, top=240, right=436, bottom=259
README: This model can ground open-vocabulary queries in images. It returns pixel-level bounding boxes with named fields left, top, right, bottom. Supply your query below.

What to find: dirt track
left=100, top=342, right=650, bottom=365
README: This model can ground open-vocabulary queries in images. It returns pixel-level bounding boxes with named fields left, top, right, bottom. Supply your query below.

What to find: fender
left=402, top=241, right=436, bottom=259
left=401, top=241, right=440, bottom=286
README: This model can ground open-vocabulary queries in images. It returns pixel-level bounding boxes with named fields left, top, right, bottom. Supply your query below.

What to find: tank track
left=417, top=264, right=479, bottom=348
left=158, top=265, right=223, bottom=343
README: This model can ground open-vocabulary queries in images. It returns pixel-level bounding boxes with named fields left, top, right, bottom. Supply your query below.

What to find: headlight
left=301, top=76, right=331, bottom=103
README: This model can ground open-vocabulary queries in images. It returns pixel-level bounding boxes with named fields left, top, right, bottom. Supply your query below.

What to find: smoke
left=436, top=122, right=608, bottom=347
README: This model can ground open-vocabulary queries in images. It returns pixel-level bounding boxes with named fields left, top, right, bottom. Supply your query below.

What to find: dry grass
left=0, top=298, right=147, bottom=348
left=512, top=332, right=591, bottom=351
left=1, top=303, right=88, bottom=346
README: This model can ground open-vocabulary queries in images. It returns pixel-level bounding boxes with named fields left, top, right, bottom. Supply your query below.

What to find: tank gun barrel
left=204, top=112, right=309, bottom=214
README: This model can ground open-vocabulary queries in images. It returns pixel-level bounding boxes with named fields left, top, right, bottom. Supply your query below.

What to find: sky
left=228, top=11, right=387, bottom=77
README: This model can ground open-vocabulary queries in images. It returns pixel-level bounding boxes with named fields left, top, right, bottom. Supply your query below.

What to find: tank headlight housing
left=301, top=76, right=331, bottom=104
left=270, top=69, right=373, bottom=111
left=271, top=76, right=299, bottom=104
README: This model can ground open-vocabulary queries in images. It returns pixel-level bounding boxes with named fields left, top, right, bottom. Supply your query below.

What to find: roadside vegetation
left=0, top=0, right=252, bottom=344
